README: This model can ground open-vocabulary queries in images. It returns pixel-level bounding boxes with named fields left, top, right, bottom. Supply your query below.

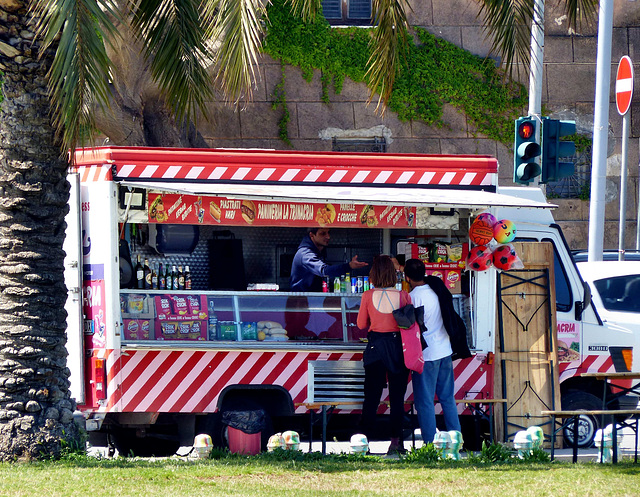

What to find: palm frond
left=562, top=0, right=598, bottom=28
left=132, top=0, right=213, bottom=123
left=476, top=0, right=534, bottom=72
left=366, top=0, right=410, bottom=112
left=285, top=0, right=322, bottom=22
left=204, top=0, right=266, bottom=105
left=30, top=0, right=121, bottom=154
left=477, top=0, right=598, bottom=72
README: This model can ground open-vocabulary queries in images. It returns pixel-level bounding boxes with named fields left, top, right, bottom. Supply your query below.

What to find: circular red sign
left=616, top=56, right=634, bottom=115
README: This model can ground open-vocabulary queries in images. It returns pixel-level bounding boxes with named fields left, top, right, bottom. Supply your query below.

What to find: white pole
left=637, top=144, right=640, bottom=249
left=528, top=0, right=544, bottom=118
left=618, top=113, right=629, bottom=260
left=588, top=0, right=614, bottom=262
left=528, top=0, right=545, bottom=188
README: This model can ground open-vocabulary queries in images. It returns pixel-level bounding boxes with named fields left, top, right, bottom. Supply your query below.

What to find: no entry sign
left=616, top=56, right=634, bottom=116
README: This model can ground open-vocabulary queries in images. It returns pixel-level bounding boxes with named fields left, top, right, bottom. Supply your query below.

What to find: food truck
left=64, top=146, right=639, bottom=455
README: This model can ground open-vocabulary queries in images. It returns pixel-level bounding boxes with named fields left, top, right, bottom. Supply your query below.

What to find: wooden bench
left=542, top=409, right=640, bottom=463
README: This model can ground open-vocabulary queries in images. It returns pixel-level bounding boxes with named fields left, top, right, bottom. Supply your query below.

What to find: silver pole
left=588, top=0, right=614, bottom=262
left=637, top=142, right=640, bottom=249
left=618, top=113, right=629, bottom=260
left=528, top=0, right=544, bottom=187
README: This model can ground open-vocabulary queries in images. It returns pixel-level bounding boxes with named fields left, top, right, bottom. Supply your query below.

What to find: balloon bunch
left=466, top=213, right=523, bottom=271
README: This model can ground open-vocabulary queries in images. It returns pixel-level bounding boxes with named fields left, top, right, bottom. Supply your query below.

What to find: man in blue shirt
left=290, top=228, right=367, bottom=292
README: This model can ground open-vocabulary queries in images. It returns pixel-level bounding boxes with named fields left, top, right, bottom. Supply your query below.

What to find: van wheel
left=561, top=391, right=603, bottom=448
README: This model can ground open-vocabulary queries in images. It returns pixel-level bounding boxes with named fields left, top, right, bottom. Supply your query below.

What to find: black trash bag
left=221, top=409, right=267, bottom=434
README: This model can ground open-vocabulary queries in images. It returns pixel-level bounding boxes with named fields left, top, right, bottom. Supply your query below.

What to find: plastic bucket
left=227, top=426, right=261, bottom=455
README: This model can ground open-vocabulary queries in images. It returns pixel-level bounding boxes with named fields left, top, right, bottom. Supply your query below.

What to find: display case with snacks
left=119, top=290, right=365, bottom=344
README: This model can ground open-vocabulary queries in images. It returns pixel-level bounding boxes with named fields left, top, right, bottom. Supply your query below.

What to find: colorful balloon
left=469, top=219, right=495, bottom=245
left=475, top=212, right=498, bottom=228
left=493, top=244, right=518, bottom=271
left=466, top=245, right=493, bottom=271
left=493, top=219, right=517, bottom=244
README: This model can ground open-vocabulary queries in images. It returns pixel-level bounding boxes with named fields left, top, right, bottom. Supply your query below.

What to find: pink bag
left=395, top=292, right=425, bottom=374
left=401, top=323, right=425, bottom=373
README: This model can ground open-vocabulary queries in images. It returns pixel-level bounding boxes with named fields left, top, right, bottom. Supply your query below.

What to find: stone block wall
left=199, top=0, right=640, bottom=251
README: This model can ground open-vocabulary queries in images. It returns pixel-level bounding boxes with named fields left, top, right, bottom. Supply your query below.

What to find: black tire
left=561, top=391, right=605, bottom=448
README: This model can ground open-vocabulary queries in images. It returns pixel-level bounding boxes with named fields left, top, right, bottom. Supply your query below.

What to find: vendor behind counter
left=290, top=228, right=368, bottom=292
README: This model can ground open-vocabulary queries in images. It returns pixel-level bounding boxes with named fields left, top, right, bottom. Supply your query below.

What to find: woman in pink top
left=357, top=255, right=411, bottom=455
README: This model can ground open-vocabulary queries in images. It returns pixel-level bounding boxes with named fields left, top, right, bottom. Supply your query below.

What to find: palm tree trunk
left=0, top=2, right=81, bottom=459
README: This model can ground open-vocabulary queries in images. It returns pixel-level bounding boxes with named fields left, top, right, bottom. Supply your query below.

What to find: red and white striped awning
left=73, top=146, right=553, bottom=209
left=73, top=146, right=498, bottom=189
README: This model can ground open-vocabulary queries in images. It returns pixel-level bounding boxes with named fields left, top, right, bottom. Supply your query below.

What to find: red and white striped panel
left=102, top=349, right=362, bottom=414
left=72, top=147, right=499, bottom=188
left=71, top=164, right=112, bottom=183
left=436, top=356, right=493, bottom=415
left=113, top=163, right=495, bottom=188
left=79, top=350, right=493, bottom=418
left=558, top=353, right=614, bottom=383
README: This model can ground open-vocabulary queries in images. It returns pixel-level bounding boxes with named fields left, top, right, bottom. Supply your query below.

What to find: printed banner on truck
left=148, top=193, right=416, bottom=229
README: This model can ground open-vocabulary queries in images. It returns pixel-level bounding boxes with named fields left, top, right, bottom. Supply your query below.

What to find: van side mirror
left=575, top=281, right=592, bottom=320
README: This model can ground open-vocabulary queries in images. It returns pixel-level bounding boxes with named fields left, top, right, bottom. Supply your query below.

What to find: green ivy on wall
left=263, top=0, right=527, bottom=145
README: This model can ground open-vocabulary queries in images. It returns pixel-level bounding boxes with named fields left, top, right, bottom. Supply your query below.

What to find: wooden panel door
left=493, top=242, right=561, bottom=447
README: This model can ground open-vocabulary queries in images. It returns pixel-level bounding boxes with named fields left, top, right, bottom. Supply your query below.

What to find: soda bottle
left=340, top=275, right=346, bottom=293
left=158, top=263, right=165, bottom=290
left=208, top=299, right=218, bottom=340
left=135, top=255, right=144, bottom=289
left=172, top=265, right=179, bottom=290
left=345, top=273, right=351, bottom=294
left=184, top=266, right=192, bottom=290
left=334, top=276, right=341, bottom=293
left=151, top=263, right=158, bottom=289
left=322, top=277, right=329, bottom=292
left=363, top=276, right=370, bottom=291
left=144, top=258, right=152, bottom=289
left=178, top=266, right=185, bottom=290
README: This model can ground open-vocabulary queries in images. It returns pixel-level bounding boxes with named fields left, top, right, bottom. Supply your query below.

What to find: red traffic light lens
left=518, top=121, right=534, bottom=139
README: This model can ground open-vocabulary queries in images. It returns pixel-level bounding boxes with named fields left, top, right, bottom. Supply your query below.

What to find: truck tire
left=561, top=391, right=603, bottom=448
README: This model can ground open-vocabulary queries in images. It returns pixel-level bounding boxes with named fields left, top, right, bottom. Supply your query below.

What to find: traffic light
left=541, top=118, right=576, bottom=183
left=513, top=117, right=542, bottom=184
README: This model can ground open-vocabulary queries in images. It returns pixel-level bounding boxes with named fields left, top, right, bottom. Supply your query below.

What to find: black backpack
left=424, top=276, right=472, bottom=361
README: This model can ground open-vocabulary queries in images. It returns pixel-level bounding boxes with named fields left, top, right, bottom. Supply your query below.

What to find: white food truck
left=64, top=146, right=639, bottom=455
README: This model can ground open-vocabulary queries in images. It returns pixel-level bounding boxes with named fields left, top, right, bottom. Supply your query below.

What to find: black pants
left=361, top=332, right=409, bottom=440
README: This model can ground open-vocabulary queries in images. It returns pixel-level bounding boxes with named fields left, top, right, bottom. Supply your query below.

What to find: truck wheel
left=561, top=391, right=602, bottom=448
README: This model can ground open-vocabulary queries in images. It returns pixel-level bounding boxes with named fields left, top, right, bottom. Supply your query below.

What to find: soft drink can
left=363, top=276, right=370, bottom=291
left=322, top=277, right=329, bottom=292
left=357, top=276, right=363, bottom=293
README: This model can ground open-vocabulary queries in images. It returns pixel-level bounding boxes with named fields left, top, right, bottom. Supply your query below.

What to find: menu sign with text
left=148, top=193, right=416, bottom=229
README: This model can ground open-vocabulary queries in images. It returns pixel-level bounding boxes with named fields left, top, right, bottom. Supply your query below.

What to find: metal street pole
left=588, top=0, right=614, bottom=262
left=619, top=113, right=629, bottom=260
left=528, top=0, right=544, bottom=187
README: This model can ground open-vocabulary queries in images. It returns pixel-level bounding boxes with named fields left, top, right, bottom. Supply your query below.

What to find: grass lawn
left=0, top=448, right=639, bottom=497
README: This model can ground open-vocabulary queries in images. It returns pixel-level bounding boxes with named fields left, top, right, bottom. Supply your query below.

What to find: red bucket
left=227, top=427, right=261, bottom=455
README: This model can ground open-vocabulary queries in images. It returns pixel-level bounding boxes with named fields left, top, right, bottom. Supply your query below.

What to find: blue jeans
left=411, top=355, right=460, bottom=444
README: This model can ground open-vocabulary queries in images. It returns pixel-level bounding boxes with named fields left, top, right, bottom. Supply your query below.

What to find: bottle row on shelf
left=134, top=255, right=192, bottom=291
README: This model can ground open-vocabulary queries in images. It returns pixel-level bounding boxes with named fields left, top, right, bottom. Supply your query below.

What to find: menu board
left=148, top=193, right=416, bottom=229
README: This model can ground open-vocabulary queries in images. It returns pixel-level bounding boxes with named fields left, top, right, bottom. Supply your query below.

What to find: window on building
left=332, top=137, right=387, bottom=153
left=322, top=0, right=372, bottom=25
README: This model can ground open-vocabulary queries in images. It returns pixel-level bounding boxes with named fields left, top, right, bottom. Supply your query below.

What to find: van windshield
left=593, top=274, right=640, bottom=313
